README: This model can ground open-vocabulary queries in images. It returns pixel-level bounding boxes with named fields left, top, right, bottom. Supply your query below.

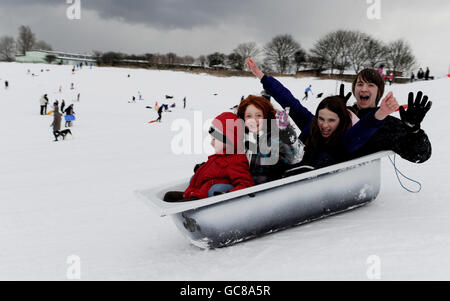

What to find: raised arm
left=245, top=57, right=314, bottom=139
left=374, top=92, right=399, bottom=120
left=246, top=57, right=265, bottom=80
left=343, top=92, right=399, bottom=152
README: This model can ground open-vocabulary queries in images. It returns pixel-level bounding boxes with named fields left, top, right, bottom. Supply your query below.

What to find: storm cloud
left=0, top=0, right=448, bottom=76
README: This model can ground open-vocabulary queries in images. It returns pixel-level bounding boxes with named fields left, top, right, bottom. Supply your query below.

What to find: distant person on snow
left=51, top=104, right=62, bottom=141
left=40, top=94, right=49, bottom=115
left=425, top=67, right=430, bottom=80
left=5, top=80, right=9, bottom=89
left=156, top=105, right=164, bottom=122
left=183, top=97, right=186, bottom=109
left=302, top=85, right=313, bottom=101
left=417, top=68, right=424, bottom=80
left=64, top=104, right=75, bottom=127
left=156, top=104, right=169, bottom=122
left=60, top=99, right=65, bottom=113
left=77, top=93, right=80, bottom=102
left=388, top=73, right=394, bottom=85
left=163, top=112, right=254, bottom=202
left=377, top=65, right=384, bottom=76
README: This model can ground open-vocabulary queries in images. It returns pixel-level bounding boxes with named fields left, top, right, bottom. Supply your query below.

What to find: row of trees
left=93, top=51, right=196, bottom=66
left=0, top=25, right=53, bottom=62
left=198, top=31, right=415, bottom=77
left=309, top=30, right=415, bottom=76
left=1, top=25, right=415, bottom=77
left=107, top=31, right=413, bottom=77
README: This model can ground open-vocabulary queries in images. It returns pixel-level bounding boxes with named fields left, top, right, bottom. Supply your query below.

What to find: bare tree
left=310, top=30, right=353, bottom=75
left=44, top=54, right=57, bottom=64
left=181, top=55, right=195, bottom=65
left=233, top=42, right=260, bottom=67
left=158, top=54, right=169, bottom=65
left=261, top=57, right=274, bottom=73
left=99, top=52, right=124, bottom=66
left=364, top=37, right=388, bottom=68
left=207, top=52, right=226, bottom=67
left=34, top=40, right=53, bottom=51
left=332, top=30, right=351, bottom=74
left=166, top=52, right=177, bottom=64
left=384, top=39, right=416, bottom=78
left=0, top=36, right=16, bottom=62
left=17, top=25, right=36, bottom=55
left=93, top=50, right=103, bottom=65
left=312, top=30, right=391, bottom=74
left=198, top=55, right=207, bottom=67
left=294, top=48, right=307, bottom=71
left=264, top=34, right=301, bottom=73
left=345, top=31, right=372, bottom=74
left=227, top=53, right=244, bottom=70
left=310, top=32, right=341, bottom=75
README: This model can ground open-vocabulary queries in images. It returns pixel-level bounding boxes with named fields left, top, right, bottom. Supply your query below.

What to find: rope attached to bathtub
left=388, top=154, right=422, bottom=193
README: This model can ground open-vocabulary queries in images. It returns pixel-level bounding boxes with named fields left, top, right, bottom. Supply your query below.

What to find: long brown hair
left=306, top=96, right=352, bottom=151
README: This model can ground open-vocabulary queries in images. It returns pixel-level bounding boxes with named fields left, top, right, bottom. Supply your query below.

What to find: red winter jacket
left=184, top=153, right=254, bottom=200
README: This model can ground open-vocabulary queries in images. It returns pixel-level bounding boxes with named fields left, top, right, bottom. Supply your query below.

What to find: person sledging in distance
left=345, top=68, right=432, bottom=163
left=302, top=85, right=313, bottom=101
left=245, top=57, right=399, bottom=169
left=163, top=112, right=254, bottom=202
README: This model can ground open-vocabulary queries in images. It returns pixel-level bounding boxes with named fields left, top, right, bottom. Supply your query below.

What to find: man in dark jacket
left=425, top=67, right=430, bottom=80
left=347, top=69, right=432, bottom=163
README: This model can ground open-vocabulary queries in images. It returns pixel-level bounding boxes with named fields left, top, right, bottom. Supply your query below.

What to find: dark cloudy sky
left=0, top=0, right=449, bottom=76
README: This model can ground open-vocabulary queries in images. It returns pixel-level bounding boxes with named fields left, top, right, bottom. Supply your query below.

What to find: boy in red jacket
left=164, top=112, right=255, bottom=202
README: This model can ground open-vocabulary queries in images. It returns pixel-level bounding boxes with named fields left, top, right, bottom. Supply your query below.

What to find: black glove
left=279, top=124, right=297, bottom=145
left=193, top=162, right=205, bottom=173
left=337, top=84, right=352, bottom=105
left=399, top=91, right=432, bottom=133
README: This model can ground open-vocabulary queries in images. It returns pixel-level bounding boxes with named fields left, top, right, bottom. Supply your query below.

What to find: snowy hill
left=0, top=62, right=449, bottom=280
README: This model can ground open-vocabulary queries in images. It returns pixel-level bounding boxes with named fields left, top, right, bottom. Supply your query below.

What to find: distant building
left=16, top=50, right=96, bottom=66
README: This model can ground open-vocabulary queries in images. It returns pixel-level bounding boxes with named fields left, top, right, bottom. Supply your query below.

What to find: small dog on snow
left=54, top=129, right=72, bottom=141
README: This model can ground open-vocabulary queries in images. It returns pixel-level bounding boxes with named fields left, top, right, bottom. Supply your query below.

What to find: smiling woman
left=302, top=96, right=352, bottom=167
left=317, top=109, right=339, bottom=138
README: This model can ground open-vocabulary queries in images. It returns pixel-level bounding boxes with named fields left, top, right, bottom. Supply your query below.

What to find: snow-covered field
left=0, top=62, right=449, bottom=280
